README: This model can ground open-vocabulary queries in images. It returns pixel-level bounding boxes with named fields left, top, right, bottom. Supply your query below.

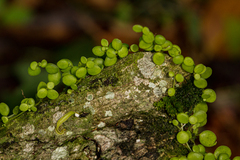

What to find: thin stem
left=186, top=142, right=192, bottom=152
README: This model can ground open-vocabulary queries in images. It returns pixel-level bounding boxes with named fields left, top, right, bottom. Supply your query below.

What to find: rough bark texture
left=0, top=52, right=191, bottom=160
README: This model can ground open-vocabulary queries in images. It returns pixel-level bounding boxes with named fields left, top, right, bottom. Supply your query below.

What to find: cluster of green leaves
left=0, top=98, right=36, bottom=124
left=154, top=77, right=203, bottom=117
left=0, top=24, right=239, bottom=159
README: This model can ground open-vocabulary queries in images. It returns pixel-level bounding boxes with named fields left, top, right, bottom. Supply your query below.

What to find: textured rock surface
left=0, top=52, right=190, bottom=160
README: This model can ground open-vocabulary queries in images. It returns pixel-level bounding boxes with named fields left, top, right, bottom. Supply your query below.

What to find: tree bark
left=0, top=52, right=190, bottom=160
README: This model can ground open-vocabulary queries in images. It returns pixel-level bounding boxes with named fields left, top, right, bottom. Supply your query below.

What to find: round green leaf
left=57, top=59, right=69, bottom=70
left=139, top=40, right=152, bottom=49
left=214, top=146, right=231, bottom=159
left=48, top=71, right=61, bottom=86
left=45, top=63, right=59, bottom=74
left=30, top=106, right=37, bottom=112
left=179, top=156, right=187, bottom=160
left=175, top=74, right=184, bottom=83
left=154, top=35, right=166, bottom=45
left=168, top=88, right=175, bottom=97
left=1, top=116, right=8, bottom=123
left=154, top=44, right=162, bottom=51
left=177, top=113, right=189, bottom=124
left=194, top=64, right=206, bottom=74
left=30, top=61, right=38, bottom=70
left=70, top=66, right=79, bottom=75
left=28, top=66, right=41, bottom=76
left=168, top=45, right=181, bottom=57
left=39, top=59, right=47, bottom=68
left=13, top=106, right=19, bottom=115
left=19, top=103, right=28, bottom=112
left=47, top=82, right=55, bottom=90
left=101, top=39, right=109, bottom=47
left=194, top=102, right=208, bottom=112
left=199, top=130, right=217, bottom=147
left=198, top=144, right=205, bottom=154
left=218, top=153, right=230, bottom=160
left=173, top=55, right=184, bottom=64
left=130, top=44, right=139, bottom=52
left=87, top=65, right=102, bottom=76
left=170, top=157, right=178, bottom=160
left=142, top=32, right=154, bottom=43
left=92, top=46, right=105, bottom=57
left=112, top=38, right=122, bottom=50
left=37, top=88, right=48, bottom=99
left=71, top=84, right=78, bottom=90
left=201, top=67, right=212, bottom=79
left=168, top=71, right=175, bottom=77
left=104, top=56, right=117, bottom=67
left=187, top=152, right=204, bottom=160
left=62, top=74, right=77, bottom=86
left=194, top=74, right=201, bottom=80
left=132, top=24, right=143, bottom=33
left=75, top=67, right=87, bottom=78
left=204, top=153, right=215, bottom=160
left=194, top=110, right=207, bottom=123
left=233, top=156, right=240, bottom=160
left=177, top=131, right=190, bottom=144
left=37, top=81, right=47, bottom=91
left=194, top=78, right=207, bottom=88
left=202, top=89, right=216, bottom=103
left=0, top=102, right=10, bottom=116
left=182, top=63, right=194, bottom=73
left=172, top=119, right=179, bottom=126
left=117, top=46, right=129, bottom=58
left=162, top=40, right=173, bottom=51
left=94, top=58, right=104, bottom=67
left=106, top=48, right=117, bottom=58
left=153, top=52, right=165, bottom=65
left=80, top=56, right=88, bottom=64
left=142, top=26, right=150, bottom=34
left=189, top=115, right=198, bottom=124
left=47, top=89, right=59, bottom=100
left=184, top=57, right=195, bottom=66
left=86, top=61, right=95, bottom=69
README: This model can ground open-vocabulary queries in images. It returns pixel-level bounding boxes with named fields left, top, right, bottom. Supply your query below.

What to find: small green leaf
left=19, top=103, right=28, bottom=112
left=184, top=57, right=195, bottom=66
left=112, top=38, right=122, bottom=50
left=0, top=102, right=10, bottom=116
left=175, top=74, right=184, bottom=83
left=132, top=24, right=143, bottom=32
left=130, top=44, right=139, bottom=52
left=37, top=88, right=48, bottom=99
left=177, top=113, right=189, bottom=124
left=48, top=71, right=61, bottom=86
left=177, top=131, right=189, bottom=144
left=173, top=55, right=184, bottom=64
left=154, top=35, right=166, bottom=45
left=101, top=39, right=109, bottom=47
left=214, top=145, right=232, bottom=159
left=92, top=46, right=105, bottom=57
left=199, top=130, right=217, bottom=147
left=118, top=46, right=129, bottom=58
left=75, top=67, right=87, bottom=78
left=153, top=52, right=165, bottom=65
left=47, top=89, right=59, bottom=100
left=28, top=66, right=41, bottom=76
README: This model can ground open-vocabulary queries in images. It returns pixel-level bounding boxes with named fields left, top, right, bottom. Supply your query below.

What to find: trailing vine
left=0, top=24, right=239, bottom=160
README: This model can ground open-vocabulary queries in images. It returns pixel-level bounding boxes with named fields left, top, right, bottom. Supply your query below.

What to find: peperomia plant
left=0, top=24, right=239, bottom=160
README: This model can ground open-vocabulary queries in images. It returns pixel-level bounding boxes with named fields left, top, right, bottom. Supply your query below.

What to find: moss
left=154, top=76, right=203, bottom=118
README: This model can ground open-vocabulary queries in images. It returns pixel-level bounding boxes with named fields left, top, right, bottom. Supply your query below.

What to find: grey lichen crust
left=0, top=52, right=189, bottom=159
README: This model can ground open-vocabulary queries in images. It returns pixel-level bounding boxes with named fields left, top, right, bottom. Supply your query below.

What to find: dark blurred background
left=0, top=0, right=240, bottom=157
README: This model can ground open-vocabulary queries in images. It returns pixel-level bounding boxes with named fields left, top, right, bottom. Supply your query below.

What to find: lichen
left=51, top=146, right=68, bottom=160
